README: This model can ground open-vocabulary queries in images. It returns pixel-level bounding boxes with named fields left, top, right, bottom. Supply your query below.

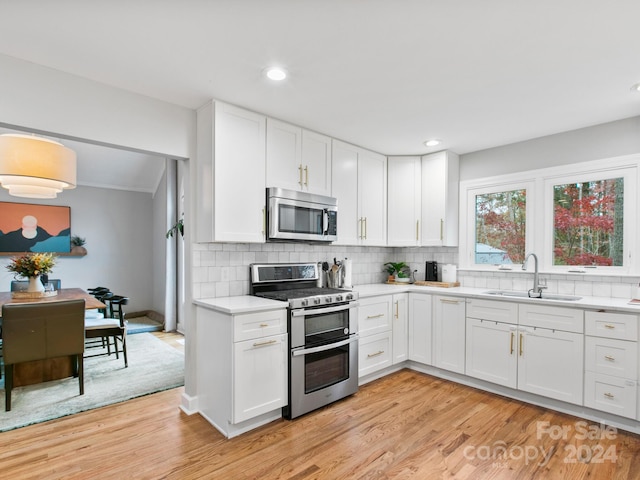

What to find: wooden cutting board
left=413, top=281, right=460, bottom=288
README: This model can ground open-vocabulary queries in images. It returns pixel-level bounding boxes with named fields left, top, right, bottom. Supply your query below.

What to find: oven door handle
left=291, top=301, right=359, bottom=317
left=292, top=335, right=359, bottom=357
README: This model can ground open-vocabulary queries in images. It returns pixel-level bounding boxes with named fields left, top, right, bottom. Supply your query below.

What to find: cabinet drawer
left=467, top=298, right=518, bottom=324
left=585, top=336, right=638, bottom=379
left=358, top=296, right=392, bottom=337
left=585, top=311, right=638, bottom=341
left=233, top=309, right=287, bottom=342
left=519, top=304, right=583, bottom=333
left=359, top=331, right=392, bottom=377
left=584, top=372, right=637, bottom=419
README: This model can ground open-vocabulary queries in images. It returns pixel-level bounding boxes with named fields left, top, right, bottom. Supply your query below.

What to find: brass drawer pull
left=604, top=355, right=616, bottom=361
left=604, top=324, right=616, bottom=329
left=260, top=323, right=270, bottom=327
left=367, top=350, right=385, bottom=358
left=604, top=392, right=615, bottom=399
left=510, top=332, right=514, bottom=355
left=253, top=339, right=277, bottom=347
left=367, top=313, right=385, bottom=319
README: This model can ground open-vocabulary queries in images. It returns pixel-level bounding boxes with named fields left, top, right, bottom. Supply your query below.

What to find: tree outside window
left=553, top=178, right=624, bottom=266
left=475, top=189, right=526, bottom=264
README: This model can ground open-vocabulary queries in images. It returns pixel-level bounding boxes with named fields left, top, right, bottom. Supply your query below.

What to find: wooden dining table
left=0, top=287, right=106, bottom=315
left=0, top=288, right=107, bottom=387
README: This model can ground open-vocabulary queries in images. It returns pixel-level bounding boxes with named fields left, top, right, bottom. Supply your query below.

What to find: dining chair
left=84, top=295, right=129, bottom=367
left=2, top=299, right=86, bottom=411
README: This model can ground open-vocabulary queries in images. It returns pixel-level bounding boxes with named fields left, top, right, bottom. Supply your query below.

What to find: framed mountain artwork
left=0, top=202, right=71, bottom=254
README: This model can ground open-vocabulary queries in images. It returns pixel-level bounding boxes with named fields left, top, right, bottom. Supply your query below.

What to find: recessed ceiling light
left=264, top=67, right=287, bottom=81
left=424, top=139, right=441, bottom=147
left=631, top=83, right=640, bottom=92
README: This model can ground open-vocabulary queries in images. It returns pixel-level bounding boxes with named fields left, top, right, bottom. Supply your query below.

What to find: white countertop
left=353, top=283, right=640, bottom=314
left=194, top=295, right=288, bottom=315
left=193, top=283, right=640, bottom=315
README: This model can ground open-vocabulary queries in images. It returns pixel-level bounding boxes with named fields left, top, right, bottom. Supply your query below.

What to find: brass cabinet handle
left=367, top=350, right=385, bottom=358
left=519, top=333, right=524, bottom=356
left=358, top=218, right=363, bottom=239
left=367, top=313, right=385, bottom=319
left=304, top=165, right=309, bottom=187
left=604, top=392, right=615, bottom=399
left=262, top=208, right=266, bottom=236
left=259, top=323, right=269, bottom=327
left=604, top=355, right=615, bottom=361
left=604, top=324, right=616, bottom=329
left=440, top=218, right=444, bottom=240
left=395, top=301, right=399, bottom=319
left=298, top=164, right=303, bottom=187
left=416, top=220, right=419, bottom=241
left=364, top=217, right=367, bottom=239
left=510, top=332, right=514, bottom=355
left=440, top=299, right=461, bottom=304
left=253, top=339, right=278, bottom=347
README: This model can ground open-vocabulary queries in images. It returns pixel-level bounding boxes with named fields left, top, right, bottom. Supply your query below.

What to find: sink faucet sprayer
left=522, top=253, right=547, bottom=298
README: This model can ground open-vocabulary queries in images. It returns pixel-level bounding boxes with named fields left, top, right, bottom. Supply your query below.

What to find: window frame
left=460, top=154, right=639, bottom=275
left=542, top=167, right=636, bottom=274
left=460, top=178, right=535, bottom=271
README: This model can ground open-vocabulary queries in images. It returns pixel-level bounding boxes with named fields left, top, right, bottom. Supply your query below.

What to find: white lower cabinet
left=584, top=310, right=638, bottom=419
left=466, top=299, right=584, bottom=405
left=392, top=293, right=408, bottom=364
left=465, top=318, right=517, bottom=388
left=197, top=305, right=287, bottom=437
left=358, top=295, right=393, bottom=377
left=408, top=293, right=432, bottom=364
left=433, top=295, right=466, bottom=374
left=517, top=326, right=584, bottom=405
left=232, top=335, right=288, bottom=424
left=359, top=331, right=393, bottom=377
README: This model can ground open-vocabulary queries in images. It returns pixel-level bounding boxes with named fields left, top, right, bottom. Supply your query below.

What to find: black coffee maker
left=425, top=261, right=438, bottom=281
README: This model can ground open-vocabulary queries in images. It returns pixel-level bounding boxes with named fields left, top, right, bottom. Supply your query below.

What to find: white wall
left=0, top=53, right=197, bottom=403
left=460, top=116, right=640, bottom=181
left=0, top=186, right=153, bottom=313
left=0, top=54, right=194, bottom=158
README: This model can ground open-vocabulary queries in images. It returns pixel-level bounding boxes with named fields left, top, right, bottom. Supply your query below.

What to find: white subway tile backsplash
left=193, top=243, right=640, bottom=301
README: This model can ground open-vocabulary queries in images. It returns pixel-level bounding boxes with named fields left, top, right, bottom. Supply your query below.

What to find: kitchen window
left=461, top=180, right=534, bottom=269
left=475, top=188, right=527, bottom=265
left=460, top=155, right=639, bottom=274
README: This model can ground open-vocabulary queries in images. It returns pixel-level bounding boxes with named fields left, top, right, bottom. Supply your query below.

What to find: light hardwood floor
left=1, top=367, right=639, bottom=479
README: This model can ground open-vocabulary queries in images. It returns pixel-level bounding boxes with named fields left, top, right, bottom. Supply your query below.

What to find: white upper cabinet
left=332, top=139, right=387, bottom=246
left=266, top=118, right=332, bottom=196
left=302, top=130, right=332, bottom=196
left=196, top=101, right=267, bottom=243
left=420, top=151, right=459, bottom=246
left=387, top=156, right=421, bottom=246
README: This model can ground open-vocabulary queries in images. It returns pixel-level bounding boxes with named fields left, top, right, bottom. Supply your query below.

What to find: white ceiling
left=1, top=1, right=639, bottom=180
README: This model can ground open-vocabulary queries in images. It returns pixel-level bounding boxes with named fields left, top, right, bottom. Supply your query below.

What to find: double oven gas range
left=250, top=263, right=359, bottom=419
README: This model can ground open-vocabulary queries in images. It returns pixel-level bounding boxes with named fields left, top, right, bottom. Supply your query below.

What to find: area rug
left=0, top=333, right=184, bottom=432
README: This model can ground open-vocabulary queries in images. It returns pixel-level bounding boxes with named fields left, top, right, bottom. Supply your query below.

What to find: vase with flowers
left=6, top=252, right=57, bottom=294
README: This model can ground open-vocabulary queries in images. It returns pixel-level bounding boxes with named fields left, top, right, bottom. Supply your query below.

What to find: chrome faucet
left=522, top=253, right=546, bottom=298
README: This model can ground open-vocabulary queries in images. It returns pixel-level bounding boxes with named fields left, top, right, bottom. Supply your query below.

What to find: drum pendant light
left=0, top=134, right=77, bottom=198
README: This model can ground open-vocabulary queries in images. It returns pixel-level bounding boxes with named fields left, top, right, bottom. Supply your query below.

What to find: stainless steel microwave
left=266, top=187, right=337, bottom=242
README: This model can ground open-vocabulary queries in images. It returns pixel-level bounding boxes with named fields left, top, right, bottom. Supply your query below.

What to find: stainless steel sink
left=483, top=290, right=582, bottom=301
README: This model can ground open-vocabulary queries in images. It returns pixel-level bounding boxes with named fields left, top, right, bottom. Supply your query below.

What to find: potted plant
left=384, top=261, right=411, bottom=283
left=6, top=252, right=57, bottom=293
left=71, top=235, right=87, bottom=255
left=166, top=217, right=184, bottom=238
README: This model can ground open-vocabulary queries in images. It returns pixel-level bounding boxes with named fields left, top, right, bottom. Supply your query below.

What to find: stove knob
left=346, top=293, right=353, bottom=301
left=336, top=295, right=343, bottom=302
left=325, top=296, right=333, bottom=303
left=314, top=298, right=321, bottom=305
left=301, top=299, right=308, bottom=307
